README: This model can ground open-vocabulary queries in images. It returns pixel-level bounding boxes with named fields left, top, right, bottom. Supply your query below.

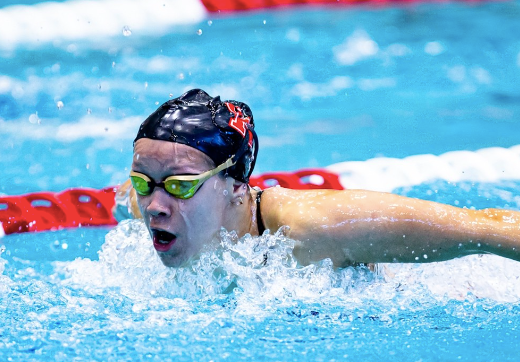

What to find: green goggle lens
left=129, top=156, right=236, bottom=200
left=130, top=175, right=152, bottom=195
left=164, top=179, right=199, bottom=199
left=130, top=175, right=200, bottom=199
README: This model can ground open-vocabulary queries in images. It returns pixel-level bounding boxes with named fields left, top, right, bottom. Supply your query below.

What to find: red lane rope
left=201, top=0, right=492, bottom=12
left=0, top=169, right=342, bottom=235
left=0, top=187, right=118, bottom=235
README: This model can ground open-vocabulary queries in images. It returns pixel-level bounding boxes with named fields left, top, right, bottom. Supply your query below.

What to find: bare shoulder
left=258, top=187, right=356, bottom=231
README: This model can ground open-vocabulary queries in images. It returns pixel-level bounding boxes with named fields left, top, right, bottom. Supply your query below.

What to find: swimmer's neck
left=224, top=186, right=262, bottom=238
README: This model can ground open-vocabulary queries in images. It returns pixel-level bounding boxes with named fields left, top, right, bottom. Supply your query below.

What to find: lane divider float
left=0, top=169, right=343, bottom=236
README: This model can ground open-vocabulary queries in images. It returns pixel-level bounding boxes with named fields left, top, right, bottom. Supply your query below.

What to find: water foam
left=55, top=219, right=520, bottom=313
left=0, top=0, right=207, bottom=50
left=328, top=145, right=520, bottom=192
left=0, top=246, right=13, bottom=294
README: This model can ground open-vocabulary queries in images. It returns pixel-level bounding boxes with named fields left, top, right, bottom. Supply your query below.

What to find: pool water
left=2, top=0, right=520, bottom=360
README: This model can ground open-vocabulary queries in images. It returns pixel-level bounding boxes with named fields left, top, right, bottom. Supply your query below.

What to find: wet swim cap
left=134, top=89, right=258, bottom=183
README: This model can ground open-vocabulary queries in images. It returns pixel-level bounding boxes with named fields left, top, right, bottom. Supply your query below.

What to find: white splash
left=333, top=30, right=379, bottom=66
left=328, top=145, right=520, bottom=192
left=55, top=219, right=520, bottom=313
left=0, top=0, right=208, bottom=50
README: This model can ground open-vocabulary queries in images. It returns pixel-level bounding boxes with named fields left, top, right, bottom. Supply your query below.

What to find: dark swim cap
left=134, top=89, right=258, bottom=183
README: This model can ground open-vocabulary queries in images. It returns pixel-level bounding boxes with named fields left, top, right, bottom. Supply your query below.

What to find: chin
left=157, top=252, right=190, bottom=268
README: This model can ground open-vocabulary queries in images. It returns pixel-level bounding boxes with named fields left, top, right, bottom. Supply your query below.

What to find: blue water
left=2, top=0, right=520, bottom=360
left=1, top=0, right=520, bottom=194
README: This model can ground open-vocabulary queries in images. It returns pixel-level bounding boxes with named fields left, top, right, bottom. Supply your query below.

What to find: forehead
left=132, top=138, right=215, bottom=174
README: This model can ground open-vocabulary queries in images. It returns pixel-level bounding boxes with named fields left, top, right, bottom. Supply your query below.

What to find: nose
left=145, top=188, right=172, bottom=218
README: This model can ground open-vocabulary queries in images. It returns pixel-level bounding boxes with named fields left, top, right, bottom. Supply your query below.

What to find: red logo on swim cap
left=225, top=102, right=250, bottom=138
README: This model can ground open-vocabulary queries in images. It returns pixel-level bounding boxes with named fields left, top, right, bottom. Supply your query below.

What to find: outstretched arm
left=261, top=187, right=520, bottom=267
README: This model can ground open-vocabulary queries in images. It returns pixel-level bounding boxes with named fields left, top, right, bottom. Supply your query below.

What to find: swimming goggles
left=130, top=157, right=236, bottom=199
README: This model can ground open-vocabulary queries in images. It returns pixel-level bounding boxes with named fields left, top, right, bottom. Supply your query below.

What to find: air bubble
left=223, top=190, right=228, bottom=196
left=56, top=101, right=64, bottom=110
left=197, top=29, right=202, bottom=35
left=207, top=20, right=213, bottom=26
left=423, top=254, right=428, bottom=259
left=61, top=243, right=68, bottom=250
left=144, top=82, right=148, bottom=89
left=122, top=26, right=132, bottom=36
left=28, top=112, right=40, bottom=124
left=87, top=108, right=92, bottom=114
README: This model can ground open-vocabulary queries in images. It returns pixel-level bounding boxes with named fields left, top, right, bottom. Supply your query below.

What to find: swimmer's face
left=132, top=139, right=235, bottom=267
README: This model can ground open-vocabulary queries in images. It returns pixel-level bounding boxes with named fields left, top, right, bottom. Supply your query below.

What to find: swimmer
left=115, top=88, right=520, bottom=268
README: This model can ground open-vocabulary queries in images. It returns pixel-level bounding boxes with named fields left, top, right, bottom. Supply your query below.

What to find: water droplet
left=56, top=101, right=64, bottom=110
left=112, top=62, right=116, bottom=68
left=263, top=20, right=266, bottom=25
left=423, top=254, right=428, bottom=259
left=122, top=26, right=132, bottom=36
left=169, top=93, right=173, bottom=98
left=178, top=73, right=185, bottom=80
left=86, top=164, right=90, bottom=170
left=155, top=101, right=159, bottom=105
left=223, top=190, right=228, bottom=196
left=207, top=20, right=213, bottom=26
left=197, top=29, right=202, bottom=35
left=61, top=243, right=68, bottom=250
left=415, top=257, right=419, bottom=261
left=87, top=108, right=92, bottom=114
left=108, top=107, right=112, bottom=113
left=136, top=154, right=140, bottom=160
left=144, top=82, right=148, bottom=89
left=28, top=112, right=40, bottom=124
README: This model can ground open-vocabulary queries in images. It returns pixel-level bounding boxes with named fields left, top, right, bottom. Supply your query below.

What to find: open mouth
left=151, top=229, right=177, bottom=252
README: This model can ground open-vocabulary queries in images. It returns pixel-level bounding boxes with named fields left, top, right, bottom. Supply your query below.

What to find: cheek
left=136, top=195, right=147, bottom=215
left=183, top=183, right=230, bottom=225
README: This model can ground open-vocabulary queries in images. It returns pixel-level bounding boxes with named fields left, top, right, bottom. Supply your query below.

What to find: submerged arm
left=261, top=187, right=520, bottom=267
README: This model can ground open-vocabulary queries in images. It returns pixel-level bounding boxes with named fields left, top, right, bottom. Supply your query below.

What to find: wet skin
left=129, top=139, right=520, bottom=268
left=132, top=139, right=254, bottom=267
